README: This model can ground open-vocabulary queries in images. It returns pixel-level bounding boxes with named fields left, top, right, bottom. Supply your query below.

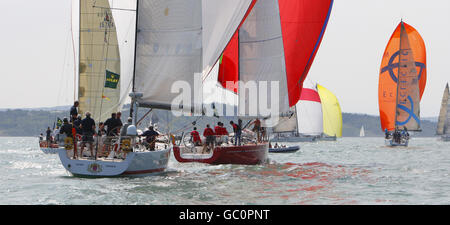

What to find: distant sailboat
left=378, top=21, right=427, bottom=147
left=436, top=83, right=450, bottom=141
left=270, top=78, right=323, bottom=142
left=317, top=84, right=342, bottom=141
left=359, top=125, right=365, bottom=137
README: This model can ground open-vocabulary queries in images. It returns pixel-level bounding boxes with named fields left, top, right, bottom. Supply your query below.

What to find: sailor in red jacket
left=214, top=122, right=222, bottom=136
left=190, top=127, right=202, bottom=146
left=203, top=124, right=215, bottom=152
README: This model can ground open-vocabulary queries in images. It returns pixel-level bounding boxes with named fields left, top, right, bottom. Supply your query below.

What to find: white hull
left=57, top=147, right=171, bottom=177
left=271, top=135, right=317, bottom=142
left=40, top=147, right=59, bottom=154
left=385, top=138, right=409, bottom=147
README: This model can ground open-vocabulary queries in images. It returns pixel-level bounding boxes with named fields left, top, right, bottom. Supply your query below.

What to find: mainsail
left=437, top=83, right=450, bottom=135
left=218, top=0, right=334, bottom=118
left=133, top=0, right=255, bottom=112
left=317, top=84, right=342, bottom=137
left=360, top=126, right=365, bottom=137
left=379, top=21, right=426, bottom=131
left=78, top=0, right=121, bottom=122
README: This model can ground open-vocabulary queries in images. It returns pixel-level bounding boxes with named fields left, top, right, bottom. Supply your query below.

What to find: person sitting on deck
left=79, top=112, right=96, bottom=158
left=190, top=127, right=202, bottom=146
left=203, top=124, right=215, bottom=153
left=142, top=126, right=159, bottom=151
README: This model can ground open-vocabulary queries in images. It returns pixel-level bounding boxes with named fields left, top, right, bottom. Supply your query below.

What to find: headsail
left=133, top=0, right=255, bottom=112
left=218, top=0, right=334, bottom=117
left=317, top=84, right=342, bottom=137
left=78, top=0, right=121, bottom=123
left=379, top=21, right=426, bottom=131
left=437, top=83, right=450, bottom=135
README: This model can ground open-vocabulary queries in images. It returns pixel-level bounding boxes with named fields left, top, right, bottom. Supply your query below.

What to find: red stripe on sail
left=217, top=0, right=257, bottom=93
left=299, top=88, right=321, bottom=102
left=278, top=0, right=333, bottom=107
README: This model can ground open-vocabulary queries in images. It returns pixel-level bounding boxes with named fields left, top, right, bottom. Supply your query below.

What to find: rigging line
left=93, top=5, right=136, bottom=12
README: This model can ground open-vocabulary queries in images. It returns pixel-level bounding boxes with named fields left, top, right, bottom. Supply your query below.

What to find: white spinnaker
left=134, top=0, right=254, bottom=111
left=296, top=79, right=323, bottom=136
left=238, top=0, right=289, bottom=117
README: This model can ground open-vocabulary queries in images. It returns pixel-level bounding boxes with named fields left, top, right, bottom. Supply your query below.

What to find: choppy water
left=0, top=137, right=449, bottom=205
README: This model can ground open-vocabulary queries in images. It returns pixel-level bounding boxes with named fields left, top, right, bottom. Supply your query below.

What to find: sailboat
left=173, top=0, right=334, bottom=164
left=378, top=21, right=427, bottom=147
left=436, top=83, right=450, bottom=141
left=270, top=78, right=323, bottom=142
left=316, top=84, right=342, bottom=141
left=57, top=0, right=254, bottom=176
left=359, top=125, right=365, bottom=137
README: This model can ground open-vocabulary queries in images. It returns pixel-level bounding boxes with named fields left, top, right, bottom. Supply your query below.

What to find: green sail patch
left=104, top=70, right=120, bottom=89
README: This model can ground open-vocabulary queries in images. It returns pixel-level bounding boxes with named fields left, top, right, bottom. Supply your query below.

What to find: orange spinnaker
left=378, top=21, right=426, bottom=131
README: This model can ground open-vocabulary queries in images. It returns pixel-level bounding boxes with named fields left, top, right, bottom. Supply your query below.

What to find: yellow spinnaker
left=317, top=84, right=342, bottom=137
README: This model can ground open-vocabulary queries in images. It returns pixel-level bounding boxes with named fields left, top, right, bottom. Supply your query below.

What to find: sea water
left=0, top=137, right=449, bottom=205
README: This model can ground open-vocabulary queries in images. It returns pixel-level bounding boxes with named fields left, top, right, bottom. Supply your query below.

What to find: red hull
left=173, top=143, right=268, bottom=165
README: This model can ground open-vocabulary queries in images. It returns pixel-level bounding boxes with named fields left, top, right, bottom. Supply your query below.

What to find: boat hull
left=317, top=135, right=337, bottom=141
left=269, top=145, right=300, bottom=153
left=385, top=139, right=409, bottom=147
left=270, top=136, right=317, bottom=142
left=173, top=143, right=268, bottom=165
left=57, top=147, right=171, bottom=177
left=39, top=141, right=59, bottom=154
left=441, top=135, right=450, bottom=142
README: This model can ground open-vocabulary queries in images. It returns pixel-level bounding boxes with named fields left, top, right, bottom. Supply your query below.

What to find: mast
left=394, top=21, right=403, bottom=131
left=129, top=0, right=140, bottom=123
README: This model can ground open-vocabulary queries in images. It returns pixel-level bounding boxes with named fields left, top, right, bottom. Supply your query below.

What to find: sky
left=0, top=0, right=449, bottom=118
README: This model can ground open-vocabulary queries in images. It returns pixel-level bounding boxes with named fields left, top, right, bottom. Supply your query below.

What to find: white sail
left=134, top=0, right=254, bottom=111
left=360, top=126, right=365, bottom=137
left=272, top=110, right=297, bottom=133
left=78, top=0, right=121, bottom=123
left=238, top=0, right=289, bottom=117
left=437, top=83, right=450, bottom=135
left=296, top=79, right=323, bottom=136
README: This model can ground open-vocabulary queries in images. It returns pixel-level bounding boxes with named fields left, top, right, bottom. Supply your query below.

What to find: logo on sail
left=104, top=70, right=120, bottom=89
left=380, top=50, right=425, bottom=83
